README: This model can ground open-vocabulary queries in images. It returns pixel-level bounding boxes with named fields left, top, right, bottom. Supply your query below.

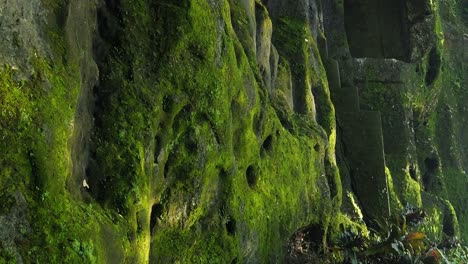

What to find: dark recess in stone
left=184, top=130, right=198, bottom=154
left=246, top=165, right=258, bottom=187
left=425, top=47, right=441, bottom=86
left=286, top=224, right=325, bottom=258
left=85, top=163, right=102, bottom=201
left=163, top=159, right=170, bottom=179
left=154, top=135, right=163, bottom=160
left=314, top=143, right=320, bottom=152
left=219, top=168, right=228, bottom=178
left=87, top=0, right=127, bottom=208
left=226, top=217, right=236, bottom=235
left=443, top=213, right=456, bottom=236
left=150, top=203, right=163, bottom=235
left=301, top=225, right=324, bottom=246
left=424, top=157, right=439, bottom=172
left=423, top=157, right=439, bottom=190
left=27, top=150, right=42, bottom=195
left=262, top=135, right=273, bottom=152
left=409, top=164, right=417, bottom=180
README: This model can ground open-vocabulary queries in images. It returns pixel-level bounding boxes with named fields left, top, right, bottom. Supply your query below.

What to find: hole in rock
left=226, top=217, right=236, bottom=235
left=246, top=165, right=258, bottom=188
left=262, top=135, right=273, bottom=152
left=314, top=143, right=320, bottom=152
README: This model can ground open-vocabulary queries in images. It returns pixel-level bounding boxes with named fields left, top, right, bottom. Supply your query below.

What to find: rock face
left=0, top=0, right=466, bottom=262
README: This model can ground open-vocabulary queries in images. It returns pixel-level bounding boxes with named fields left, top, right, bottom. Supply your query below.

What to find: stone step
left=338, top=110, right=390, bottom=220
left=332, top=86, right=360, bottom=113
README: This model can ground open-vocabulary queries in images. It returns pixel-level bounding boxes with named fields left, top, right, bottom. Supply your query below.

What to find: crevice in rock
left=65, top=0, right=100, bottom=200
left=86, top=0, right=125, bottom=204
left=425, top=47, right=441, bottom=86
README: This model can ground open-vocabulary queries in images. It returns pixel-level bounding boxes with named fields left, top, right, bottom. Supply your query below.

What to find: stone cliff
left=0, top=0, right=466, bottom=263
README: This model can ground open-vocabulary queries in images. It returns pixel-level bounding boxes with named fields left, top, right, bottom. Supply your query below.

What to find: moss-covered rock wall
left=0, top=0, right=466, bottom=262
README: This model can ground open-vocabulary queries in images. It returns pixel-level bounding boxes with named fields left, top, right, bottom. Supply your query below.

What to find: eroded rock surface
left=0, top=0, right=466, bottom=262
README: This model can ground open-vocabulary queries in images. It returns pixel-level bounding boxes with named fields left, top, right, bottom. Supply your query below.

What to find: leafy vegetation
left=287, top=205, right=466, bottom=263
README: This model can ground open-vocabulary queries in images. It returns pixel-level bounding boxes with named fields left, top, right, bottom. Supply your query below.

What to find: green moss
left=0, top=0, right=385, bottom=261
left=271, top=17, right=316, bottom=116
left=384, top=167, right=403, bottom=214
left=442, top=169, right=467, bottom=239
left=0, top=52, right=133, bottom=262
left=228, top=0, right=256, bottom=60
left=150, top=229, right=236, bottom=263
left=80, top=0, right=347, bottom=261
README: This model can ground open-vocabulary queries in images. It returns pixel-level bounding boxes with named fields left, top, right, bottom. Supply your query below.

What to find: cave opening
left=344, top=0, right=411, bottom=61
